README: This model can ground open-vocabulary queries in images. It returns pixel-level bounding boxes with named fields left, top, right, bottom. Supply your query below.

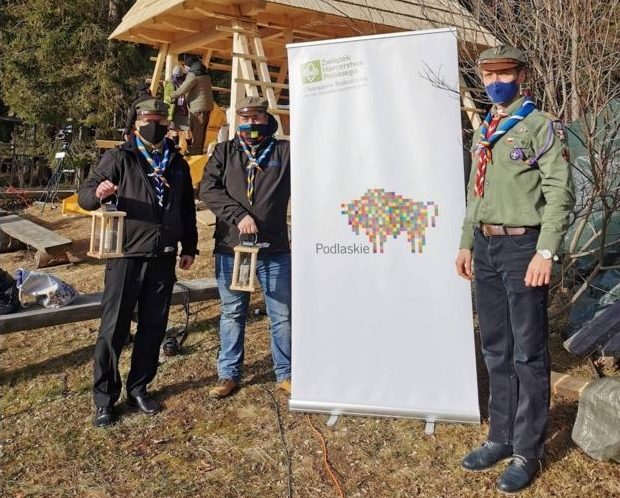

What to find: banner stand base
left=326, top=414, right=340, bottom=427
left=424, top=420, right=436, bottom=435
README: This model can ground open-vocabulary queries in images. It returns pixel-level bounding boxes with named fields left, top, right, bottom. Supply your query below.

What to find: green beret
left=136, top=98, right=169, bottom=116
left=236, top=96, right=268, bottom=113
left=478, top=45, right=528, bottom=71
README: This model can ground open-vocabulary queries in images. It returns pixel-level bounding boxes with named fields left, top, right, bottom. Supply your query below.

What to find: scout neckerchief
left=237, top=133, right=276, bottom=205
left=134, top=134, right=171, bottom=207
left=474, top=97, right=536, bottom=197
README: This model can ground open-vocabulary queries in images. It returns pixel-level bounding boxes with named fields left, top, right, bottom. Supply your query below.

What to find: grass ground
left=1, top=204, right=618, bottom=498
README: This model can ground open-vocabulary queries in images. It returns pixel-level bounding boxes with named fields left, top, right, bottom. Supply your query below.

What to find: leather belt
left=480, top=223, right=531, bottom=236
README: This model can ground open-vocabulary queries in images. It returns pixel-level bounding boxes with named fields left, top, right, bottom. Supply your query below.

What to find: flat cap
left=136, top=98, right=169, bottom=116
left=478, top=45, right=528, bottom=71
left=236, top=96, right=268, bottom=113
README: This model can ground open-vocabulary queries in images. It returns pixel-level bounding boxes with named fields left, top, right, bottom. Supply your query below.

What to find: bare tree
left=430, top=0, right=620, bottom=313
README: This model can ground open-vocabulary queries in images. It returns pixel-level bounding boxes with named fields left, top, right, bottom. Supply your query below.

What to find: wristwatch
left=537, top=249, right=558, bottom=261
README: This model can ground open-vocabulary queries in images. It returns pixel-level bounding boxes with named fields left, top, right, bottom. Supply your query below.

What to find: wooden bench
left=0, top=213, right=73, bottom=268
left=0, top=277, right=218, bottom=334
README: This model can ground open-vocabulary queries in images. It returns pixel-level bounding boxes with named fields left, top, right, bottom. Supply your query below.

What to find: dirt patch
left=1, top=204, right=618, bottom=498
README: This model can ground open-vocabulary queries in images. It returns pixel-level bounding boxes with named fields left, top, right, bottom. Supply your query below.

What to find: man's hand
left=455, top=248, right=474, bottom=281
left=96, top=180, right=117, bottom=200
left=237, top=214, right=258, bottom=234
left=178, top=255, right=194, bottom=270
left=525, top=253, right=552, bottom=287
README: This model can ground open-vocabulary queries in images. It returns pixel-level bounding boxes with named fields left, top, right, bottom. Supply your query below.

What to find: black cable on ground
left=262, top=386, right=293, bottom=498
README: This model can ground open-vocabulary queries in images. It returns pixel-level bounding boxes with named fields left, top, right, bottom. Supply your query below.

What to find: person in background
left=163, top=65, right=192, bottom=152
left=79, top=99, right=198, bottom=428
left=171, top=60, right=214, bottom=155
left=456, top=45, right=575, bottom=494
left=199, top=96, right=291, bottom=399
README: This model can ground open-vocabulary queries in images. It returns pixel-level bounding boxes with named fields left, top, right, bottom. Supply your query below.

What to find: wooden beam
left=234, top=78, right=288, bottom=90
left=231, top=51, right=267, bottom=62
left=151, top=14, right=202, bottom=33
left=150, top=43, right=169, bottom=96
left=169, top=25, right=229, bottom=54
left=203, top=49, right=214, bottom=68
left=550, top=371, right=591, bottom=400
left=95, top=140, right=123, bottom=149
left=460, top=73, right=482, bottom=129
left=239, top=0, right=266, bottom=17
left=234, top=22, right=259, bottom=98
left=252, top=34, right=283, bottom=133
left=128, top=27, right=175, bottom=44
left=274, top=30, right=292, bottom=101
left=0, top=278, right=218, bottom=334
left=183, top=0, right=240, bottom=20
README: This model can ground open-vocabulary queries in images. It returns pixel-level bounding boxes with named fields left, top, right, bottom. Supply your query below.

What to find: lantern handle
left=99, top=193, right=118, bottom=212
left=239, top=233, right=258, bottom=247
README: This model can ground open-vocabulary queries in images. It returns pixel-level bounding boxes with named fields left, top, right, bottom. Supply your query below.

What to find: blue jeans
left=473, top=228, right=549, bottom=458
left=215, top=252, right=291, bottom=382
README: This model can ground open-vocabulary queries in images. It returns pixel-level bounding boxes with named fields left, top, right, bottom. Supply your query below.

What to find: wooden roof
left=110, top=0, right=495, bottom=54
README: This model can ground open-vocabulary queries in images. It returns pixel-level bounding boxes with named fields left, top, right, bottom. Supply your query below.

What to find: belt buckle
left=481, top=224, right=491, bottom=237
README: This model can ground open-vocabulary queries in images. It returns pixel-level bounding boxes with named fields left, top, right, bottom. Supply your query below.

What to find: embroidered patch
left=553, top=121, right=567, bottom=143
left=510, top=148, right=525, bottom=160
left=163, top=246, right=175, bottom=253
left=562, top=147, right=571, bottom=161
left=506, top=137, right=515, bottom=145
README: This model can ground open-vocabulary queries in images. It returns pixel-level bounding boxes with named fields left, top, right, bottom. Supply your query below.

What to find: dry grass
left=1, top=205, right=619, bottom=498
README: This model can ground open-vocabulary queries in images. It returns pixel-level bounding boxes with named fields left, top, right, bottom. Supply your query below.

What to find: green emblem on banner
left=301, top=60, right=323, bottom=84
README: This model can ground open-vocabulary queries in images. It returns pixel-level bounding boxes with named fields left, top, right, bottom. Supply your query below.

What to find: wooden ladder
left=227, top=21, right=288, bottom=138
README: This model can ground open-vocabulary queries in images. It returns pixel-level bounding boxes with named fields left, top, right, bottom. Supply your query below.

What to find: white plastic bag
left=14, top=268, right=77, bottom=308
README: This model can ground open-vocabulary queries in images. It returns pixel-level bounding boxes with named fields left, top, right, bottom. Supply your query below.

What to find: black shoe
left=93, top=406, right=114, bottom=428
left=496, top=455, right=542, bottom=495
left=461, top=441, right=513, bottom=472
left=127, top=392, right=160, bottom=415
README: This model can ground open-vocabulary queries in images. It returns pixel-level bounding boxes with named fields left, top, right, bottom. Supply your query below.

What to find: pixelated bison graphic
left=341, top=188, right=439, bottom=254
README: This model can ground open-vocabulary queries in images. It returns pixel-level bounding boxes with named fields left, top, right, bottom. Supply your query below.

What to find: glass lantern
left=87, top=206, right=126, bottom=259
left=230, top=236, right=260, bottom=292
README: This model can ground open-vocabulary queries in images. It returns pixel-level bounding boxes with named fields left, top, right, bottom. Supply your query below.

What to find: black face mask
left=138, top=122, right=168, bottom=145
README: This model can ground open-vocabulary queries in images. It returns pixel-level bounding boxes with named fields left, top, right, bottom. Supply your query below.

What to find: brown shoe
left=209, top=378, right=238, bottom=399
left=277, top=378, right=292, bottom=395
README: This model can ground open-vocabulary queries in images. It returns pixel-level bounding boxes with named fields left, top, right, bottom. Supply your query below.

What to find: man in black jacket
left=200, top=96, right=291, bottom=398
left=79, top=99, right=198, bottom=427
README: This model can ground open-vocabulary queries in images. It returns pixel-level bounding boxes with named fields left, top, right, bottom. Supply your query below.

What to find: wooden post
left=460, top=73, right=482, bottom=130
left=150, top=43, right=170, bottom=97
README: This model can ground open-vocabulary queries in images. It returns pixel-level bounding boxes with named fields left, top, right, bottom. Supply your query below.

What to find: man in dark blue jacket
left=79, top=99, right=198, bottom=428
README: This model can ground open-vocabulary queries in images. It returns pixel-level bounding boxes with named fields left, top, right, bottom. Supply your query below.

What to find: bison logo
left=341, top=188, right=439, bottom=254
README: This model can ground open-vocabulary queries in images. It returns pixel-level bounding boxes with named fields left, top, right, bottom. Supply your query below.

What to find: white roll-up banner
left=287, top=29, right=480, bottom=423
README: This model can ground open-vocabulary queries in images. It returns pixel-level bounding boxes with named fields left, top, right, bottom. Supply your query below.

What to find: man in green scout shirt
left=455, top=45, right=575, bottom=494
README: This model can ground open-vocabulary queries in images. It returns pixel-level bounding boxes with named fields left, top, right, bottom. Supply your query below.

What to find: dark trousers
left=473, top=228, right=550, bottom=458
left=189, top=110, right=210, bottom=155
left=93, top=256, right=176, bottom=407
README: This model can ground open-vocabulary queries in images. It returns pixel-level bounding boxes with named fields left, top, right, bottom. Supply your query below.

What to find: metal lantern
left=87, top=206, right=126, bottom=259
left=230, top=236, right=260, bottom=292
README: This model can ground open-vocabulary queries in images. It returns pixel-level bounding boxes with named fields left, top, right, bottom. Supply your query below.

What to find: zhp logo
left=301, top=61, right=322, bottom=84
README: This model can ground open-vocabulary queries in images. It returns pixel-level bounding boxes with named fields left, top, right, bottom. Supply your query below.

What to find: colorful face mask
left=237, top=123, right=270, bottom=144
left=138, top=122, right=168, bottom=145
left=485, top=81, right=519, bottom=104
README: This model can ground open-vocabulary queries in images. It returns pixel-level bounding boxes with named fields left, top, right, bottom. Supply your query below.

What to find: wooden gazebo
left=110, top=0, right=494, bottom=137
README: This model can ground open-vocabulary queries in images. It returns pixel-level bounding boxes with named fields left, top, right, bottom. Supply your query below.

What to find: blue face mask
left=485, top=81, right=519, bottom=104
